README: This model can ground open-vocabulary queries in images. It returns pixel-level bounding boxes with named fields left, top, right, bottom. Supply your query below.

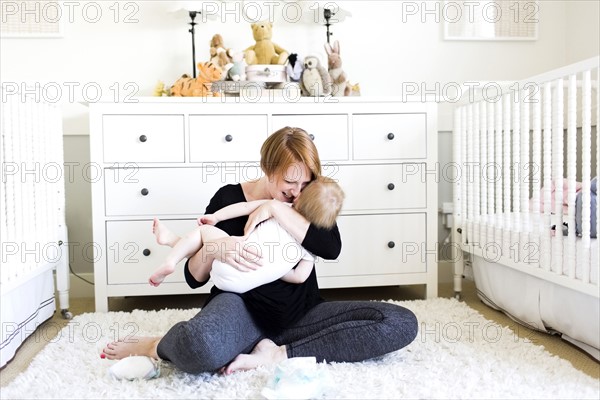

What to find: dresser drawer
left=104, top=165, right=261, bottom=216
left=103, top=115, right=184, bottom=163
left=316, top=213, right=427, bottom=277
left=106, top=219, right=198, bottom=284
left=325, top=164, right=426, bottom=211
left=271, top=114, right=349, bottom=161
left=189, top=115, right=268, bottom=162
left=352, top=113, right=426, bottom=160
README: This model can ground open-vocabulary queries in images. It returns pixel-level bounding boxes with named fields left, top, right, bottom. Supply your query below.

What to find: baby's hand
left=197, top=214, right=219, bottom=225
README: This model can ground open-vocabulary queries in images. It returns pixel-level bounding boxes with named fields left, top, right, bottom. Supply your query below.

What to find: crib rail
left=453, top=56, right=599, bottom=296
left=1, top=95, right=67, bottom=286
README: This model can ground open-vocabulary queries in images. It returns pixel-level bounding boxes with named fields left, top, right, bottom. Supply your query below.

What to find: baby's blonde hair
left=294, top=176, right=344, bottom=229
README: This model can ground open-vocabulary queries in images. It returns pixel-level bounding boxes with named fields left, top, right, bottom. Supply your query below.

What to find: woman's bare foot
left=153, top=218, right=179, bottom=247
left=102, top=337, right=161, bottom=361
left=148, top=262, right=175, bottom=287
left=223, top=339, right=287, bottom=375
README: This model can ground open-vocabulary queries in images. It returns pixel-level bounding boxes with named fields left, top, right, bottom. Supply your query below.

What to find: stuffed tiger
left=170, top=62, right=223, bottom=97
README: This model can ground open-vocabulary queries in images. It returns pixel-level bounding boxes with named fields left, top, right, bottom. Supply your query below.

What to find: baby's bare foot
left=152, top=218, right=179, bottom=247
left=102, top=337, right=161, bottom=360
left=149, top=263, right=175, bottom=287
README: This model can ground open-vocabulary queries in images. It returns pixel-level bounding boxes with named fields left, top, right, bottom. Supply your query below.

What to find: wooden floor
left=1, top=281, right=598, bottom=388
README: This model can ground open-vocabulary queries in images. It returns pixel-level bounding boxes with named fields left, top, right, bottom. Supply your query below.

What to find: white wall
left=1, top=0, right=598, bottom=288
left=2, top=0, right=594, bottom=135
left=565, top=0, right=600, bottom=64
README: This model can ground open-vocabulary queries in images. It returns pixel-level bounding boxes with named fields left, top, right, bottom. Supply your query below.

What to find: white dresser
left=89, top=98, right=438, bottom=312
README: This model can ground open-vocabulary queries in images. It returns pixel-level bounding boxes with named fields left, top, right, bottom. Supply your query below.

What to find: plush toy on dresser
left=300, top=55, right=332, bottom=97
left=170, top=62, right=223, bottom=96
left=286, top=53, right=303, bottom=82
left=209, top=34, right=233, bottom=73
left=245, top=22, right=289, bottom=65
left=325, top=40, right=351, bottom=97
left=225, top=51, right=247, bottom=82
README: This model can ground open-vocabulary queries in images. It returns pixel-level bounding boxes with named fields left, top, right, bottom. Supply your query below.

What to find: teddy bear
left=170, top=62, right=223, bottom=97
left=245, top=22, right=288, bottom=65
left=210, top=34, right=232, bottom=73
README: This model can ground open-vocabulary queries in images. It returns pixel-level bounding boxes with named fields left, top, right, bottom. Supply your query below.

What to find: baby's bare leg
left=149, top=225, right=229, bottom=286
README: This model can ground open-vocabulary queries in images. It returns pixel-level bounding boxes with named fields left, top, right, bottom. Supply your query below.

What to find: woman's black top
left=184, top=184, right=342, bottom=332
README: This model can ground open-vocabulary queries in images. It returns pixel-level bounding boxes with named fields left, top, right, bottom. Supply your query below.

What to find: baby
left=149, top=176, right=344, bottom=293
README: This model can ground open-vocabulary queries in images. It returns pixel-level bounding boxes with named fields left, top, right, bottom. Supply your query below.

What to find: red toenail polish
left=100, top=353, right=105, bottom=359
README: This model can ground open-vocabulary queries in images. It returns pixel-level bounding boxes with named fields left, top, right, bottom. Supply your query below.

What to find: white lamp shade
left=167, top=1, right=221, bottom=21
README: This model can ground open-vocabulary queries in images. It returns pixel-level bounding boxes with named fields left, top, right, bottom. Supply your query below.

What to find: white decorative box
left=246, top=65, right=287, bottom=83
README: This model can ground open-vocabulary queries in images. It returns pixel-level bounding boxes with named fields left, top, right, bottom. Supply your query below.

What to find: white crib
left=0, top=95, right=71, bottom=368
left=452, top=57, right=600, bottom=359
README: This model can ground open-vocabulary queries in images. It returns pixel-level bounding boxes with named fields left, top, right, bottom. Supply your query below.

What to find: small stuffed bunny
left=325, top=40, right=350, bottom=97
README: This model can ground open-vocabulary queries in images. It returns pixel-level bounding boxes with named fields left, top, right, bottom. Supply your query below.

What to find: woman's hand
left=206, top=235, right=263, bottom=272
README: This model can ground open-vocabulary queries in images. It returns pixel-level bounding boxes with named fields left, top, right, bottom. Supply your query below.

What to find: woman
left=103, top=127, right=418, bottom=375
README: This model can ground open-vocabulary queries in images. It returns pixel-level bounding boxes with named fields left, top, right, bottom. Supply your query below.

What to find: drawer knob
left=142, top=248, right=151, bottom=256
left=387, top=133, right=395, bottom=140
left=141, top=188, right=149, bottom=196
left=309, top=134, right=315, bottom=141
left=225, top=134, right=233, bottom=142
left=139, top=135, right=148, bottom=143
left=387, top=241, right=396, bottom=249
left=387, top=183, right=395, bottom=191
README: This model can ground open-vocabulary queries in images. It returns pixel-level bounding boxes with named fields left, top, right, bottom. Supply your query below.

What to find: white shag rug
left=2, top=298, right=598, bottom=399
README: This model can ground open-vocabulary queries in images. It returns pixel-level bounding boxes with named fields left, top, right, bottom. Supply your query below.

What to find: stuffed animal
left=325, top=40, right=351, bottom=97
left=245, top=22, right=288, bottom=65
left=170, top=62, right=223, bottom=97
left=286, top=53, right=303, bottom=82
left=300, top=55, right=332, bottom=97
left=348, top=82, right=361, bottom=96
left=210, top=34, right=232, bottom=73
left=226, top=51, right=247, bottom=82
left=153, top=81, right=168, bottom=96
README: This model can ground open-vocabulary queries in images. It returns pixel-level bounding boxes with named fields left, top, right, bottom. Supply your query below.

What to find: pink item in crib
left=530, top=178, right=582, bottom=214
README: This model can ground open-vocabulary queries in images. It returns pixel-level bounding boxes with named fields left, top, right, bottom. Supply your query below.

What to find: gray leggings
left=156, top=293, right=418, bottom=374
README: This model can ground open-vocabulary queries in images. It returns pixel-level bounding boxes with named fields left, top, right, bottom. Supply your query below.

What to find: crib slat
left=581, top=71, right=592, bottom=284
left=487, top=101, right=495, bottom=248
left=495, top=99, right=503, bottom=235
left=466, top=104, right=474, bottom=244
left=461, top=106, right=468, bottom=245
left=541, top=82, right=553, bottom=272
left=552, top=78, right=564, bottom=275
left=473, top=102, right=481, bottom=247
left=520, top=87, right=531, bottom=237
left=567, top=75, right=578, bottom=279
left=597, top=66, right=599, bottom=285
left=480, top=101, right=488, bottom=247
left=503, top=94, right=512, bottom=257
left=512, top=90, right=521, bottom=262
